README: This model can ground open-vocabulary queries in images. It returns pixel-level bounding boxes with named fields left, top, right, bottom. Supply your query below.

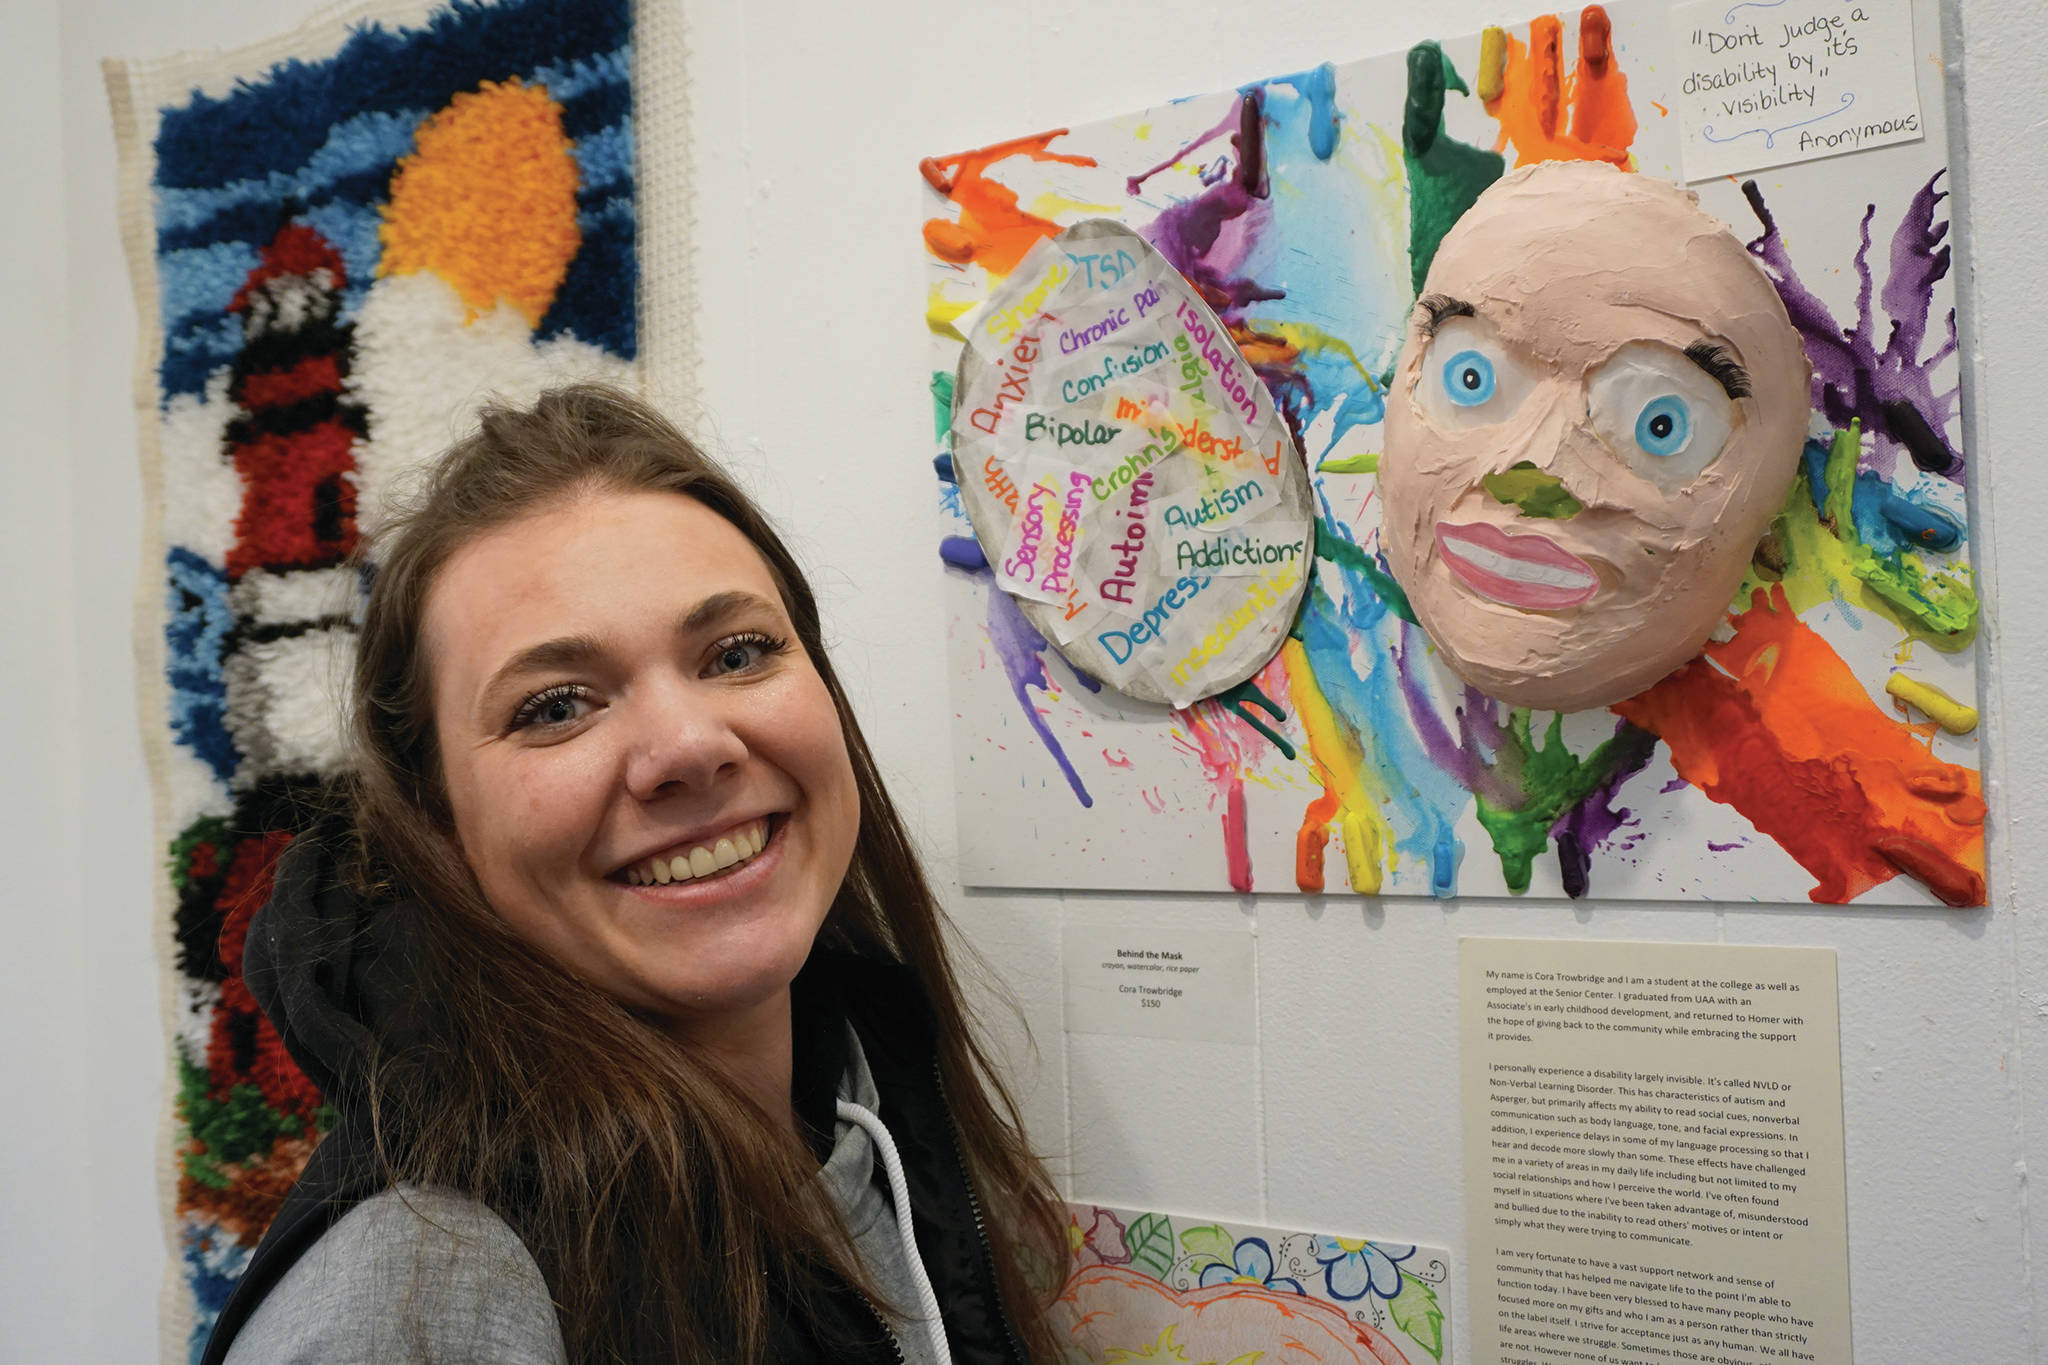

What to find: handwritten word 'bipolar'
left=1023, top=412, right=1117, bottom=447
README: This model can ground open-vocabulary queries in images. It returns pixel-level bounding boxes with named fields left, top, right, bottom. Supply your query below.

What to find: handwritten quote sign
left=1673, top=0, right=1924, bottom=182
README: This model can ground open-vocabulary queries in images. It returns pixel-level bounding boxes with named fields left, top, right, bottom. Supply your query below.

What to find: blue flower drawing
left=1198, top=1236, right=1305, bottom=1295
left=1312, top=1237, right=1414, bottom=1301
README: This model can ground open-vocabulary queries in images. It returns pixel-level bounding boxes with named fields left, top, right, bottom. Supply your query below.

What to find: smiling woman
left=200, top=386, right=1064, bottom=1364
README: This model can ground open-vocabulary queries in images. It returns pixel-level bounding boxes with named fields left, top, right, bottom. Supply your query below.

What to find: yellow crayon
left=1478, top=27, right=1508, bottom=103
left=1885, top=672, right=1978, bottom=735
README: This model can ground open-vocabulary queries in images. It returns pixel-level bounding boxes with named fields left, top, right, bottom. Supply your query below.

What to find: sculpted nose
left=1482, top=461, right=1583, bottom=519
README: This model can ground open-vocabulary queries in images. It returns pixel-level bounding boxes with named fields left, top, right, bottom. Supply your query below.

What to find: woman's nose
left=621, top=681, right=748, bottom=800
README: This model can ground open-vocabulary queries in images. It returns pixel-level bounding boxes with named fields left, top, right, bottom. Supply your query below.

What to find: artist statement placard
left=1460, top=938, right=1850, bottom=1365
left=1062, top=921, right=1257, bottom=1045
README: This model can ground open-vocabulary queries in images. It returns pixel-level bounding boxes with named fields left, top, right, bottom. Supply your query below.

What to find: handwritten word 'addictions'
left=1170, top=531, right=1304, bottom=572
left=983, top=263, right=1067, bottom=346
left=1097, top=470, right=1154, bottom=609
left=1098, top=573, right=1213, bottom=666
left=1160, top=477, right=1265, bottom=530
left=1062, top=341, right=1173, bottom=402
left=966, top=331, right=1044, bottom=436
left=1174, top=301, right=1258, bottom=424
left=1166, top=559, right=1303, bottom=690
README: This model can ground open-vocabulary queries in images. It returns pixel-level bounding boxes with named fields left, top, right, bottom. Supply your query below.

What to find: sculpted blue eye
left=1442, top=350, right=1497, bottom=407
left=1635, top=396, right=1692, bottom=457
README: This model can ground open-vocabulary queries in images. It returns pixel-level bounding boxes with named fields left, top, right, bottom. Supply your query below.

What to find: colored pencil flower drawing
left=1057, top=1205, right=1448, bottom=1365
left=922, top=4, right=1980, bottom=907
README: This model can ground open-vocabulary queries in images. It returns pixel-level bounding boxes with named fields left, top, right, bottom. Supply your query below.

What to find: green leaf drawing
left=1386, top=1270, right=1445, bottom=1362
left=1178, top=1223, right=1234, bottom=1275
left=1126, top=1212, right=1176, bottom=1280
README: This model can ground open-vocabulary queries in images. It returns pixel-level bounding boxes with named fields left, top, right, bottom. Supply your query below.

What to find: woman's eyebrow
left=1416, top=293, right=1476, bottom=337
left=1683, top=340, right=1753, bottom=399
left=680, top=589, right=780, bottom=634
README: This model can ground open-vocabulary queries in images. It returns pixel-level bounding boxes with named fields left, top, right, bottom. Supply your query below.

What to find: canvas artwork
left=1056, top=1203, right=1451, bottom=1364
left=922, top=0, right=1983, bottom=907
left=104, top=0, right=681, bottom=1353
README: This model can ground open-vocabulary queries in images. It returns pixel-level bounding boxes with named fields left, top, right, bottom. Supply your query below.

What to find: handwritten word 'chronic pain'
left=1058, top=282, right=1165, bottom=355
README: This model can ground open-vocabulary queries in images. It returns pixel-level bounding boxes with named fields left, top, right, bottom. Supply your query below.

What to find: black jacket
left=200, top=827, right=1031, bottom=1364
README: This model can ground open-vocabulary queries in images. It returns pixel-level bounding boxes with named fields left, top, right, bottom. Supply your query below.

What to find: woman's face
left=422, top=488, right=860, bottom=1042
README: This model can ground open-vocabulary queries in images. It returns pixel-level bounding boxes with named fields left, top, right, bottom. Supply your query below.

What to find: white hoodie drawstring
left=835, top=1099, right=954, bottom=1365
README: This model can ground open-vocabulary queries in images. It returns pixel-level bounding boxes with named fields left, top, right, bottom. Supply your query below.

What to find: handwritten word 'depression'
left=982, top=263, right=1068, bottom=345
left=1173, top=300, right=1258, bottom=423
left=967, top=331, right=1045, bottom=435
left=1160, top=477, right=1265, bottom=531
left=1023, top=412, right=1116, bottom=447
left=1166, top=560, right=1304, bottom=690
left=1097, top=573, right=1213, bottom=666
left=1096, top=470, right=1155, bottom=609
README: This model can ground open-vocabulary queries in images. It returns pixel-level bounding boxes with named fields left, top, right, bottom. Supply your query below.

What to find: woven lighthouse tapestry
left=105, top=0, right=680, bottom=1354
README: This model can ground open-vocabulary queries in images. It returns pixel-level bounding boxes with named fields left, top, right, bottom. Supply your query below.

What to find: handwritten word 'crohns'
left=967, top=331, right=1045, bottom=435
left=1098, top=573, right=1213, bottom=666
left=1174, top=301, right=1258, bottom=424
left=983, top=264, right=1068, bottom=346
left=1062, top=341, right=1174, bottom=402
left=1091, top=428, right=1181, bottom=503
left=1023, top=412, right=1116, bottom=447
left=1166, top=560, right=1304, bottom=690
left=1097, top=470, right=1155, bottom=609
left=1160, top=477, right=1265, bottom=531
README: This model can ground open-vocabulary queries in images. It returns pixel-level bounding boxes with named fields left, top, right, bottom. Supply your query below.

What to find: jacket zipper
left=934, top=1057, right=1031, bottom=1365
left=857, top=1292, right=911, bottom=1365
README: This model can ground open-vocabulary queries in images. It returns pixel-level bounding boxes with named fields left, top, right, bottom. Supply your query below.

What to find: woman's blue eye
left=1635, top=396, right=1692, bottom=457
left=1442, top=350, right=1497, bottom=407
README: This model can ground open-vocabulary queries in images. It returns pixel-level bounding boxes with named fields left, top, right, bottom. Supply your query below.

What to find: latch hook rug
left=104, top=0, right=690, bottom=1355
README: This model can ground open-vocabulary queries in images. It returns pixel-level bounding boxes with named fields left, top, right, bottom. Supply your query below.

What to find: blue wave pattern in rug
left=119, top=2, right=638, bottom=1355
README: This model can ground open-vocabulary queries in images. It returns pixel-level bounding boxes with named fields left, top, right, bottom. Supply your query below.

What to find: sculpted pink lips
left=1435, top=521, right=1599, bottom=611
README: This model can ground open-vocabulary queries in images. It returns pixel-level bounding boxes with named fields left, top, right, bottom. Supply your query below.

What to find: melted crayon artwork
left=922, top=2, right=1982, bottom=907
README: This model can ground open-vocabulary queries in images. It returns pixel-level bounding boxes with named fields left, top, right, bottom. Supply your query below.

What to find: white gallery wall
left=5, top=0, right=2046, bottom=1358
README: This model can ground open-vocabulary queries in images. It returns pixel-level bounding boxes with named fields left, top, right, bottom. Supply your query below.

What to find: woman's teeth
left=625, top=820, right=770, bottom=886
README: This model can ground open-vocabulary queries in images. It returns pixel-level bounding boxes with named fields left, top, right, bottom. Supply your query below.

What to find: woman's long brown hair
left=343, top=382, right=1064, bottom=1361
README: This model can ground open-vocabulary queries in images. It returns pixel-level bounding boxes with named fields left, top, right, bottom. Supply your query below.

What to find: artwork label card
left=1063, top=922, right=1255, bottom=1045
left=1460, top=938, right=1851, bottom=1365
left=1674, top=0, right=1924, bottom=181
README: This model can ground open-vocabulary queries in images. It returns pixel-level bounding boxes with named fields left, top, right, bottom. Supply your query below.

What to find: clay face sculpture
left=1380, top=160, right=1812, bottom=713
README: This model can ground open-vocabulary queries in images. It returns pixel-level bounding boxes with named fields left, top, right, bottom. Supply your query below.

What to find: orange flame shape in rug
left=1614, top=586, right=1985, bottom=906
left=380, top=78, right=581, bottom=323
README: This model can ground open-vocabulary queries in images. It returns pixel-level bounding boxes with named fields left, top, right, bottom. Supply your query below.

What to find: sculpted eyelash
left=1417, top=293, right=1476, bottom=337
left=1684, top=341, right=1753, bottom=399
